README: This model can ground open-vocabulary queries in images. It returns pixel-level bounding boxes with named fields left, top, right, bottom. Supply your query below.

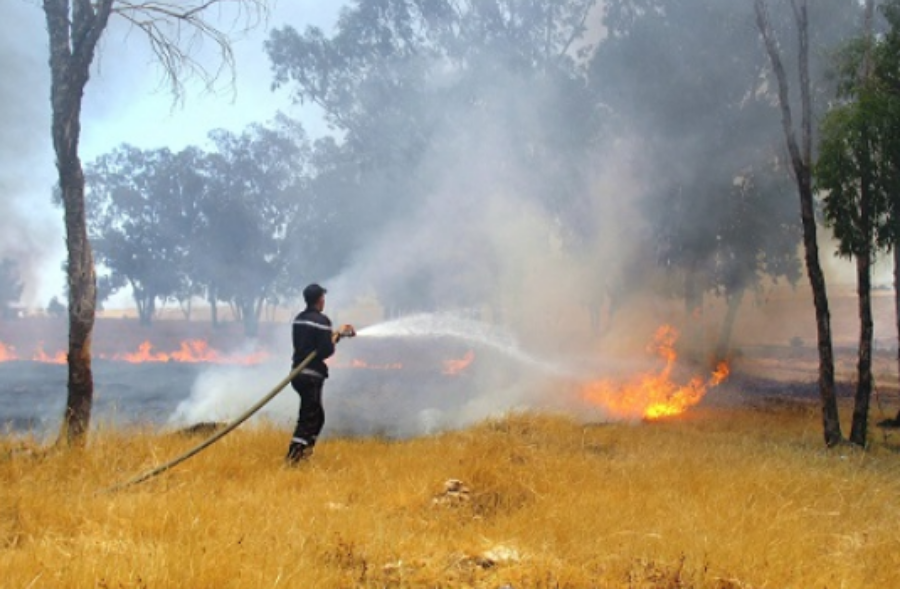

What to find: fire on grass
left=0, top=339, right=478, bottom=375
left=0, top=339, right=270, bottom=365
left=582, top=325, right=730, bottom=421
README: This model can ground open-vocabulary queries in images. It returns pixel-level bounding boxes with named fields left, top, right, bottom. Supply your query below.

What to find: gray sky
left=2, top=0, right=342, bottom=307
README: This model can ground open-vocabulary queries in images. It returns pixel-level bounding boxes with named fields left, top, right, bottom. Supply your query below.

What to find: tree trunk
left=60, top=161, right=97, bottom=445
left=45, top=0, right=114, bottom=446
left=133, top=287, right=155, bottom=326
left=715, top=287, right=745, bottom=363
left=894, top=242, right=900, bottom=423
left=851, top=249, right=874, bottom=445
left=755, top=0, right=843, bottom=446
left=180, top=296, right=193, bottom=321
left=849, top=0, right=877, bottom=447
left=242, top=299, right=259, bottom=338
left=208, top=286, right=219, bottom=328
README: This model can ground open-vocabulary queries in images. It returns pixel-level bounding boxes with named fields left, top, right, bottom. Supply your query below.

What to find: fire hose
left=106, top=326, right=356, bottom=493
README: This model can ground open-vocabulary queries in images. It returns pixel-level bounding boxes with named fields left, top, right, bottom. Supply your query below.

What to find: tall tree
left=816, top=0, right=884, bottom=447
left=755, top=0, right=843, bottom=446
left=201, top=116, right=310, bottom=337
left=876, top=1, right=900, bottom=418
left=591, top=0, right=803, bottom=356
left=838, top=0, right=900, bottom=429
left=86, top=145, right=205, bottom=326
left=41, top=0, right=266, bottom=445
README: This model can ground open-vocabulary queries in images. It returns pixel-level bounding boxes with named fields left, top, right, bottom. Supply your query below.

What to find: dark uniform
left=286, top=286, right=337, bottom=464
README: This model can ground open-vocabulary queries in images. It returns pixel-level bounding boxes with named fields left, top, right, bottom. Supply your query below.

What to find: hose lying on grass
left=104, top=350, right=317, bottom=493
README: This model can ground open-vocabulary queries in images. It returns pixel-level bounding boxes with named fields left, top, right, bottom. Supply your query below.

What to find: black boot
left=285, top=441, right=312, bottom=466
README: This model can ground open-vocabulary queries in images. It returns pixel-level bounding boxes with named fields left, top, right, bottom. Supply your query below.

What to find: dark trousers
left=289, top=374, right=325, bottom=449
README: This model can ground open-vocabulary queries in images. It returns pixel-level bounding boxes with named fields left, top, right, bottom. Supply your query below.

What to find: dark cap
left=303, top=283, right=327, bottom=306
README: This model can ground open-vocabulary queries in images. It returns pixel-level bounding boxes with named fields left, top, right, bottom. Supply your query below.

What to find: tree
left=755, top=0, right=843, bottom=446
left=200, top=116, right=310, bottom=337
left=875, top=1, right=900, bottom=423
left=712, top=167, right=802, bottom=361
left=590, top=0, right=803, bottom=356
left=0, top=258, right=24, bottom=318
left=87, top=145, right=204, bottom=326
left=41, top=0, right=266, bottom=445
left=831, top=0, right=900, bottom=431
left=815, top=0, right=889, bottom=447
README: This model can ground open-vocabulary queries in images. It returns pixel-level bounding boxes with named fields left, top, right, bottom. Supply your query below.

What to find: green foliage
left=85, top=115, right=313, bottom=333
left=816, top=99, right=881, bottom=258
left=816, top=0, right=900, bottom=259
left=201, top=115, right=310, bottom=335
left=87, top=145, right=207, bottom=325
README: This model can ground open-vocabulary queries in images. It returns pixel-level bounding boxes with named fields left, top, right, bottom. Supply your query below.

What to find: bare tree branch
left=111, top=0, right=267, bottom=102
left=754, top=0, right=805, bottom=179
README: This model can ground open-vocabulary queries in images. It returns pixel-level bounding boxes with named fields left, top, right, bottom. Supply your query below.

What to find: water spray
left=357, top=313, right=572, bottom=376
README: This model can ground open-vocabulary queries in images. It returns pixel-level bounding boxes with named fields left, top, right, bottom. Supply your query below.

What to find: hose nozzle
left=337, top=324, right=356, bottom=339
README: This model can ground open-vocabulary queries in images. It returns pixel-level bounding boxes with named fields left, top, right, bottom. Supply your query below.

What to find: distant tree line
left=84, top=115, right=337, bottom=337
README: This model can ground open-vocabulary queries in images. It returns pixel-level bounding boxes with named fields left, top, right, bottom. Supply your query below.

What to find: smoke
left=3, top=2, right=872, bottom=436
left=0, top=2, right=64, bottom=306
left=170, top=51, right=657, bottom=437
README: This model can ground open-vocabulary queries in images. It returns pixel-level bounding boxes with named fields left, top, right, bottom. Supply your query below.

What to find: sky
left=2, top=0, right=343, bottom=308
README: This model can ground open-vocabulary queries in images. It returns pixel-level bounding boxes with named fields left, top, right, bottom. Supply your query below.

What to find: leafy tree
left=0, top=258, right=24, bottom=318
left=816, top=75, right=884, bottom=447
left=819, top=0, right=900, bottom=441
left=590, top=0, right=803, bottom=355
left=87, top=145, right=204, bottom=325
left=40, top=0, right=267, bottom=445
left=874, top=0, right=900, bottom=421
left=200, top=115, right=311, bottom=337
left=276, top=136, right=361, bottom=303
left=755, top=0, right=844, bottom=446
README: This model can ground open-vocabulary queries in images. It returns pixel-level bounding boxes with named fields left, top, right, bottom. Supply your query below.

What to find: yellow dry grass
left=2, top=405, right=900, bottom=588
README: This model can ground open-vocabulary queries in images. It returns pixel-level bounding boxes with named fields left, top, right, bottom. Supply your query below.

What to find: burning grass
left=582, top=326, right=731, bottom=421
left=2, top=407, right=900, bottom=588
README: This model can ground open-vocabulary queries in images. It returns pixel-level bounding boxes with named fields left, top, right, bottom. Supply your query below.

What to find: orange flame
left=32, top=342, right=66, bottom=364
left=107, top=340, right=269, bottom=365
left=443, top=350, right=475, bottom=375
left=581, top=325, right=729, bottom=421
left=0, top=339, right=269, bottom=365
left=0, top=342, right=18, bottom=362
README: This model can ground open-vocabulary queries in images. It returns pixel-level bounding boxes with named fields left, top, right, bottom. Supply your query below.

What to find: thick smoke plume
left=173, top=48, right=656, bottom=436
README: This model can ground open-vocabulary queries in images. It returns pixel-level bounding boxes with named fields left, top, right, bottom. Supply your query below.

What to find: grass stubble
left=2, top=401, right=900, bottom=588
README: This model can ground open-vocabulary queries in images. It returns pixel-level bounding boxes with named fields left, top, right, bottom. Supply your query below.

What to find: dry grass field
left=3, top=405, right=900, bottom=588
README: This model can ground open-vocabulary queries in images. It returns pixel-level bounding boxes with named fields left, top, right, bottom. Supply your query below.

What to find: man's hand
left=333, top=324, right=356, bottom=343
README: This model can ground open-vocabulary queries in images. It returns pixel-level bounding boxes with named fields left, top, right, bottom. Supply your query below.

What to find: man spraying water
left=286, top=283, right=355, bottom=465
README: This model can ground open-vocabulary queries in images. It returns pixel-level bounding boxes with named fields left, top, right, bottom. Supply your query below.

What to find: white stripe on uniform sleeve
left=293, top=319, right=333, bottom=331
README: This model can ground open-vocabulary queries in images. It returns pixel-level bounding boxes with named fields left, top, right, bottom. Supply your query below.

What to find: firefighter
left=285, top=283, right=353, bottom=465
